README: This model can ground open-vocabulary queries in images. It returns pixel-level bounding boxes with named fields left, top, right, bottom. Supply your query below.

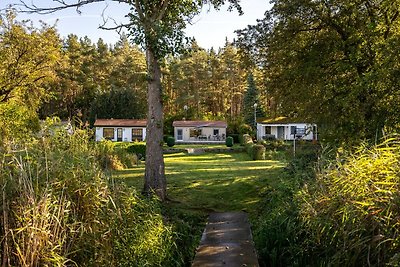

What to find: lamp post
left=253, top=103, right=257, bottom=128
left=183, top=105, right=188, bottom=120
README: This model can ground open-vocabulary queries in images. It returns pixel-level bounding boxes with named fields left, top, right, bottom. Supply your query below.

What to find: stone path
left=192, top=212, right=259, bottom=267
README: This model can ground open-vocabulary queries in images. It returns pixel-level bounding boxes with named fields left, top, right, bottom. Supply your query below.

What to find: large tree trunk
left=143, top=47, right=166, bottom=200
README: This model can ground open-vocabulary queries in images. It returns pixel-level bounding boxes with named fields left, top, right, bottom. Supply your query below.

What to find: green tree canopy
left=0, top=11, right=60, bottom=145
left=237, top=0, right=400, bottom=142
left=0, top=11, right=60, bottom=106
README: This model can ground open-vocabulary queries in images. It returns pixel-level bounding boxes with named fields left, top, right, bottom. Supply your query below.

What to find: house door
left=177, top=129, right=183, bottom=141
left=312, top=125, right=317, bottom=140
left=277, top=126, right=285, bottom=139
left=117, top=128, right=123, bottom=142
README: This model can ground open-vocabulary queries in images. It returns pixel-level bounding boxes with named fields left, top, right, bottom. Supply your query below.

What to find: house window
left=103, top=128, right=114, bottom=140
left=291, top=126, right=296, bottom=135
left=132, top=128, right=143, bottom=141
left=177, top=129, right=183, bottom=141
left=265, top=126, right=271, bottom=135
left=213, top=129, right=219, bottom=136
left=190, top=129, right=201, bottom=137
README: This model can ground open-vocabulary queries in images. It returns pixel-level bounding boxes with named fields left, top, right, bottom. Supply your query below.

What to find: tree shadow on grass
left=114, top=152, right=286, bottom=214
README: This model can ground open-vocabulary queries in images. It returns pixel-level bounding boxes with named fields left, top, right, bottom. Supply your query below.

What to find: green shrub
left=96, top=141, right=138, bottom=170
left=252, top=144, right=266, bottom=160
left=127, top=143, right=146, bottom=159
left=241, top=134, right=253, bottom=145
left=167, top=136, right=175, bottom=147
left=245, top=143, right=254, bottom=155
left=241, top=134, right=255, bottom=158
left=262, top=134, right=276, bottom=141
left=262, top=140, right=287, bottom=151
left=238, top=123, right=253, bottom=134
left=115, top=148, right=139, bottom=168
left=164, top=135, right=173, bottom=143
left=225, top=136, right=234, bottom=147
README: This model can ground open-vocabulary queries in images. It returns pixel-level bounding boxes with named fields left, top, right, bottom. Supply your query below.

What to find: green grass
left=113, top=151, right=286, bottom=214
left=167, top=143, right=242, bottom=149
left=113, top=149, right=289, bottom=265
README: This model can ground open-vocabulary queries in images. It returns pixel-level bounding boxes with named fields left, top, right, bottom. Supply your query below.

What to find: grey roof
left=94, top=119, right=147, bottom=127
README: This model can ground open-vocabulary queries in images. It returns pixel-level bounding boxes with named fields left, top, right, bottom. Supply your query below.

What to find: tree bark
left=143, top=46, right=166, bottom=200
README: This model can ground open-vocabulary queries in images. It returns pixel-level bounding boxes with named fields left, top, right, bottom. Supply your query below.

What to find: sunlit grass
left=168, top=144, right=242, bottom=149
left=113, top=151, right=286, bottom=215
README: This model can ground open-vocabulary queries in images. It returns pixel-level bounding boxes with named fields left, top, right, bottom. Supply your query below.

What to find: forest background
left=2, top=0, right=400, bottom=143
left=0, top=10, right=269, bottom=142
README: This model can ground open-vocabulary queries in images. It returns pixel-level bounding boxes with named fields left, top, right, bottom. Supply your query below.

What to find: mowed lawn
left=114, top=151, right=286, bottom=214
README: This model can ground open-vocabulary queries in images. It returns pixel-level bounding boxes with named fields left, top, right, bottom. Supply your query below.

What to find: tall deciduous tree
left=0, top=11, right=60, bottom=145
left=19, top=0, right=242, bottom=200
left=0, top=11, right=60, bottom=105
left=237, top=0, right=400, bottom=142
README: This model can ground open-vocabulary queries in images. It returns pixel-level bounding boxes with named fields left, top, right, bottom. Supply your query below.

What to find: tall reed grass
left=299, top=137, right=400, bottom=265
left=0, top=118, right=180, bottom=266
left=255, top=138, right=400, bottom=266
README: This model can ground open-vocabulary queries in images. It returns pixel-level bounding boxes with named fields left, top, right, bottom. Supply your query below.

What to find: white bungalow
left=256, top=117, right=317, bottom=141
left=172, top=120, right=227, bottom=143
left=94, top=119, right=146, bottom=142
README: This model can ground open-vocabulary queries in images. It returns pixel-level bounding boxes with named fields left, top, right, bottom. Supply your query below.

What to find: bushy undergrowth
left=0, top=120, right=184, bottom=266
left=96, top=140, right=138, bottom=170
left=253, top=144, right=315, bottom=266
left=254, top=138, right=400, bottom=266
left=260, top=139, right=287, bottom=151
left=298, top=138, right=400, bottom=266
left=252, top=144, right=266, bottom=160
left=127, top=142, right=146, bottom=159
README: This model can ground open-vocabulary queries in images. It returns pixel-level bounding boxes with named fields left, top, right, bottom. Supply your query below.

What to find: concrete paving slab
left=192, top=212, right=259, bottom=267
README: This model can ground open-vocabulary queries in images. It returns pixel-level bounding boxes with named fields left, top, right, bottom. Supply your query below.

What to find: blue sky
left=1, top=0, right=271, bottom=49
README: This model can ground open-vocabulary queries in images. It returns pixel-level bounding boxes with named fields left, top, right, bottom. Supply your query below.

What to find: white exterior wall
left=256, top=123, right=317, bottom=141
left=175, top=127, right=190, bottom=141
left=200, top=127, right=226, bottom=138
left=285, top=123, right=316, bottom=140
left=95, top=127, right=103, bottom=141
left=95, top=127, right=146, bottom=142
left=174, top=127, right=226, bottom=142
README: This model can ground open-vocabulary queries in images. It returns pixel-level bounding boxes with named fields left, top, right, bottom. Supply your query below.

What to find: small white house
left=94, top=119, right=146, bottom=142
left=256, top=117, right=317, bottom=141
left=172, top=120, right=227, bottom=143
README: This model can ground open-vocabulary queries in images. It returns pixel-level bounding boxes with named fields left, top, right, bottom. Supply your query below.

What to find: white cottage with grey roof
left=94, top=119, right=147, bottom=142
left=256, top=117, right=317, bottom=141
left=172, top=120, right=227, bottom=143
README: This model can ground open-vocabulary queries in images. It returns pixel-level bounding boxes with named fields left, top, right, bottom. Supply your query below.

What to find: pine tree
left=243, top=73, right=264, bottom=127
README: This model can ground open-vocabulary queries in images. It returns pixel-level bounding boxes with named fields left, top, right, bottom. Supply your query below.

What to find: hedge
left=252, top=145, right=266, bottom=160
left=127, top=143, right=146, bottom=159
left=225, top=136, right=234, bottom=147
left=167, top=136, right=175, bottom=147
